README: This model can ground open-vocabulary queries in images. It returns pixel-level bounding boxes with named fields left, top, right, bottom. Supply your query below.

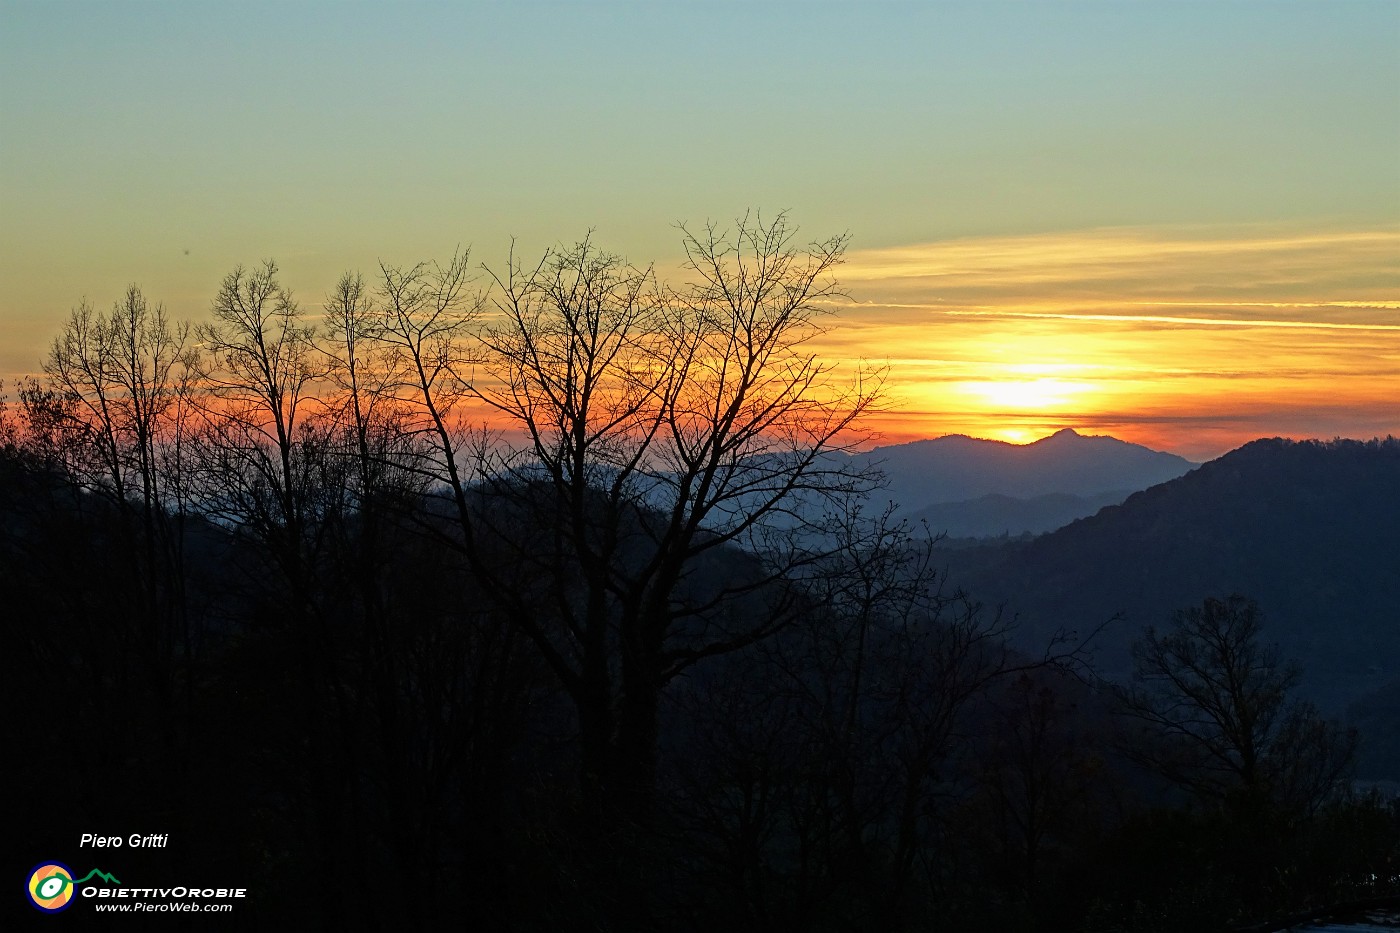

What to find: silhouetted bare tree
left=193, top=260, right=370, bottom=927
left=40, top=287, right=199, bottom=747
left=467, top=213, right=880, bottom=821
left=1119, top=595, right=1356, bottom=816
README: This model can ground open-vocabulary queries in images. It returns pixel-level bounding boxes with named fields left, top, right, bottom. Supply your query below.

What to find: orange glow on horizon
left=4, top=224, right=1394, bottom=465
left=809, top=224, right=1399, bottom=461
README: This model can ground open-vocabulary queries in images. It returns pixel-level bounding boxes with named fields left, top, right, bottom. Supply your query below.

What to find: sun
left=992, top=426, right=1036, bottom=443
left=961, top=378, right=1096, bottom=411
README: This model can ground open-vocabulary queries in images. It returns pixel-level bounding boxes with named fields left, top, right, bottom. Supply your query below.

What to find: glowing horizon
left=2, top=2, right=1396, bottom=464
left=2, top=220, right=1395, bottom=464
left=787, top=222, right=1398, bottom=460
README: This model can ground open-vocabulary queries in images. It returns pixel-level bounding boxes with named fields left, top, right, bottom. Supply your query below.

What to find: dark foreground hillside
left=933, top=437, right=1400, bottom=718
left=5, top=436, right=1399, bottom=931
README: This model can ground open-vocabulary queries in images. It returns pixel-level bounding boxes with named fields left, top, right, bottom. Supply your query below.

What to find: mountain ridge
left=931, top=436, right=1400, bottom=715
left=852, top=428, right=1198, bottom=523
left=905, top=488, right=1132, bottom=538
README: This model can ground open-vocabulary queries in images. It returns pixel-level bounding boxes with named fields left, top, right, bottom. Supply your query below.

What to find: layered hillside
left=933, top=438, right=1400, bottom=714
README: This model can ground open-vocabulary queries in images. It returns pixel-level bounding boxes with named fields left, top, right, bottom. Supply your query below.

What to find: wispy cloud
left=817, top=223, right=1400, bottom=458
left=937, top=308, right=1400, bottom=332
left=842, top=225, right=1398, bottom=288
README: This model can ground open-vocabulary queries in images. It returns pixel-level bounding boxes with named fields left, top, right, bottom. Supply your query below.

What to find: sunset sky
left=2, top=0, right=1396, bottom=461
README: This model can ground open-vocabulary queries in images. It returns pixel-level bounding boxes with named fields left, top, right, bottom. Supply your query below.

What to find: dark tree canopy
left=1121, top=595, right=1356, bottom=815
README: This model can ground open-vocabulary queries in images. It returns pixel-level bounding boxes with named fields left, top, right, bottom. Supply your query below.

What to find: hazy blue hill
left=933, top=437, right=1400, bottom=716
left=1349, top=677, right=1400, bottom=780
left=906, top=489, right=1130, bottom=539
left=856, top=428, right=1197, bottom=516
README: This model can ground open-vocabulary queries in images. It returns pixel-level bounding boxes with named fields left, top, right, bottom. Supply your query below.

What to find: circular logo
left=27, top=862, right=76, bottom=913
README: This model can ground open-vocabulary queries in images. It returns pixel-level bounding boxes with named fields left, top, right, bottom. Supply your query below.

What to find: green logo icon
left=27, top=862, right=121, bottom=913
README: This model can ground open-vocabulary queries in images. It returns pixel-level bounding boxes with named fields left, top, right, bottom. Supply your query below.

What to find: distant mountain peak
left=855, top=429, right=1197, bottom=514
left=1030, top=427, right=1086, bottom=446
left=939, top=435, right=1400, bottom=713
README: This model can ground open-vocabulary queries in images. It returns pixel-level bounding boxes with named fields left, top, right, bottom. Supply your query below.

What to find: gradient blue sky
left=3, top=1, right=1397, bottom=458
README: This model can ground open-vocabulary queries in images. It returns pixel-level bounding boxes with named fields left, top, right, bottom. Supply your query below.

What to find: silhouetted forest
left=5, top=219, right=1398, bottom=930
